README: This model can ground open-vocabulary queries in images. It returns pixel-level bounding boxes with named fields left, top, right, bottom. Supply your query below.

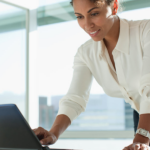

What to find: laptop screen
left=0, top=104, right=42, bottom=150
left=0, top=149, right=38, bottom=150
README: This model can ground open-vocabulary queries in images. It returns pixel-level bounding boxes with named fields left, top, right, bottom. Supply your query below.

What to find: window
left=0, top=2, right=27, bottom=117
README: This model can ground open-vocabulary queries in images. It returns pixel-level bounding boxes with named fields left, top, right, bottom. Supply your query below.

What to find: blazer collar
left=97, top=17, right=130, bottom=57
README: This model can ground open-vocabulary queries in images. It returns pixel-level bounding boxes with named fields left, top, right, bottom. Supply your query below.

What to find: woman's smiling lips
left=88, top=29, right=100, bottom=37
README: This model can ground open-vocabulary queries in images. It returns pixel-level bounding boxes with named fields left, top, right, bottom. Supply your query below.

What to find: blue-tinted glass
left=0, top=2, right=27, bottom=117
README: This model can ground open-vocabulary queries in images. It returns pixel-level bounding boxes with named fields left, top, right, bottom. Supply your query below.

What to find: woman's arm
left=49, top=114, right=71, bottom=139
left=133, top=114, right=150, bottom=145
left=57, top=45, right=93, bottom=122
left=33, top=114, right=71, bottom=145
left=133, top=20, right=150, bottom=146
left=33, top=45, right=93, bottom=145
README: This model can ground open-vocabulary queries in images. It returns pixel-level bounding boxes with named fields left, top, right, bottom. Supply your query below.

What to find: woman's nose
left=84, top=18, right=94, bottom=31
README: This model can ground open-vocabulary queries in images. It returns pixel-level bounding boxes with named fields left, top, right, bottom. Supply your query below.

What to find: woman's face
left=73, top=0, right=115, bottom=41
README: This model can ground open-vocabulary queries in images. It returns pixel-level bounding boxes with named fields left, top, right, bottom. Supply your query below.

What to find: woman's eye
left=76, top=13, right=99, bottom=19
left=91, top=13, right=99, bottom=16
left=76, top=16, right=83, bottom=19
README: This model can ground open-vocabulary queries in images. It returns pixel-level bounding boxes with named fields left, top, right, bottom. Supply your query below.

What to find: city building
left=39, top=94, right=134, bottom=131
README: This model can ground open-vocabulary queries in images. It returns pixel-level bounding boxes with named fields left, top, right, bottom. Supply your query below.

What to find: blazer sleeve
left=139, top=20, right=150, bottom=114
left=57, top=45, right=93, bottom=122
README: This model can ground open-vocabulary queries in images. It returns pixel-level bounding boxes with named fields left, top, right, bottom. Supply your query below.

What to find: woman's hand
left=32, top=127, right=58, bottom=145
left=123, top=142, right=150, bottom=150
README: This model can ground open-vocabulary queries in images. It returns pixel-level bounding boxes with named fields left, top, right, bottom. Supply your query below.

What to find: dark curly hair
left=70, top=0, right=115, bottom=6
left=70, top=0, right=123, bottom=12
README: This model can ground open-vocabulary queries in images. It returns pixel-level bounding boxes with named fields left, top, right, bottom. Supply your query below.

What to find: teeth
left=90, top=30, right=98, bottom=34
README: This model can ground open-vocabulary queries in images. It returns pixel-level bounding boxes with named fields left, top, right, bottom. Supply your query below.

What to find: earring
left=113, top=0, right=118, bottom=15
left=113, top=9, right=117, bottom=15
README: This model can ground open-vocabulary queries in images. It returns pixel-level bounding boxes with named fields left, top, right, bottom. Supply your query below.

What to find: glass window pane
left=0, top=2, right=27, bottom=117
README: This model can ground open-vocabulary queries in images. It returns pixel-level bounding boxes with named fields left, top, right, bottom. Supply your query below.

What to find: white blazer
left=57, top=17, right=150, bottom=122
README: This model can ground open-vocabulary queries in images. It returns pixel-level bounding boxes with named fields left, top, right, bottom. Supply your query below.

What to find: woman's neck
left=103, top=15, right=120, bottom=52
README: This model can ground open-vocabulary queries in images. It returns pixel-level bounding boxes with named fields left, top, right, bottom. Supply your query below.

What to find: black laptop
left=0, top=104, right=74, bottom=150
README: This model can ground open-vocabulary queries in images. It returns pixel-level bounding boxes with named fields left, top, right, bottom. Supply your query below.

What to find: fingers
left=32, top=127, right=58, bottom=145
left=32, top=127, right=48, bottom=140
left=32, top=127, right=45, bottom=136
left=134, top=143, right=149, bottom=150
left=123, top=143, right=150, bottom=150
left=40, top=136, right=54, bottom=145
left=134, top=144, right=140, bottom=150
left=123, top=143, right=134, bottom=150
left=140, top=144, right=149, bottom=150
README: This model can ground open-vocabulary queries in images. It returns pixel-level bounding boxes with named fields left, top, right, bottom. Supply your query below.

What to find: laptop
left=0, top=104, right=75, bottom=150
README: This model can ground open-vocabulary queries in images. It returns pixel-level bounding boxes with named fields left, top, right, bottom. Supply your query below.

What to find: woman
left=33, top=0, right=150, bottom=149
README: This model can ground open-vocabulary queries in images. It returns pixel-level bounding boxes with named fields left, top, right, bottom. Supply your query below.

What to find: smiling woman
left=33, top=0, right=150, bottom=150
left=71, top=0, right=120, bottom=43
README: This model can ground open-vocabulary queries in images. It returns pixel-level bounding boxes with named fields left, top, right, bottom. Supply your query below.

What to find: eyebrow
left=74, top=7, right=99, bottom=15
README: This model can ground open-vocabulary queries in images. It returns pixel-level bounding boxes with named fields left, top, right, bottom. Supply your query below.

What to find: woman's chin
left=91, top=37, right=103, bottom=42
